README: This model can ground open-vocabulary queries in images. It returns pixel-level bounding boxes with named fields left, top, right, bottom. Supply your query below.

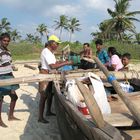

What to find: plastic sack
left=120, top=82, right=134, bottom=93
left=66, top=80, right=84, bottom=106
left=65, top=72, right=111, bottom=115
left=88, top=72, right=111, bottom=114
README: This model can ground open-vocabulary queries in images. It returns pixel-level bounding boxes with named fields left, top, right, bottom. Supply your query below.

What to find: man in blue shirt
left=95, top=39, right=109, bottom=67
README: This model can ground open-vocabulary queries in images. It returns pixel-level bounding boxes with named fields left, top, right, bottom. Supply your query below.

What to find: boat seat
left=121, top=129, right=140, bottom=140
left=103, top=113, right=137, bottom=127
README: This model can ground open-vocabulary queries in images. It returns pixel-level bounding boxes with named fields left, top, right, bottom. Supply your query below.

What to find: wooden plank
left=24, top=64, right=37, bottom=70
left=0, top=74, right=60, bottom=87
left=75, top=80, right=123, bottom=139
left=103, top=113, right=137, bottom=127
left=13, top=60, right=40, bottom=64
left=121, top=129, right=140, bottom=140
left=1, top=70, right=140, bottom=87
left=109, top=94, right=140, bottom=115
left=75, top=79, right=105, bottom=128
left=92, top=56, right=140, bottom=126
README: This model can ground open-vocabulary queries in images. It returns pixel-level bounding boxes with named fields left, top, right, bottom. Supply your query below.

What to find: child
left=121, top=53, right=134, bottom=71
left=107, top=47, right=123, bottom=71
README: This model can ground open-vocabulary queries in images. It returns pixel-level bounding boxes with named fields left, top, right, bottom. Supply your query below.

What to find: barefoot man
left=0, top=33, right=20, bottom=127
left=38, top=35, right=73, bottom=123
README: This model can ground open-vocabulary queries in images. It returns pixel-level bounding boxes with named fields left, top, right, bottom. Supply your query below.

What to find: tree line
left=0, top=16, right=81, bottom=44
left=0, top=0, right=140, bottom=44
left=91, top=0, right=140, bottom=44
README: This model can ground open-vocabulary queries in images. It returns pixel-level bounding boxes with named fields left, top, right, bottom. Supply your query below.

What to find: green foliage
left=59, top=41, right=83, bottom=53
left=8, top=41, right=140, bottom=62
left=36, top=23, right=48, bottom=42
left=104, top=40, right=140, bottom=59
left=9, top=42, right=43, bottom=60
left=0, top=18, right=11, bottom=33
left=92, top=0, right=140, bottom=41
left=54, top=15, right=68, bottom=39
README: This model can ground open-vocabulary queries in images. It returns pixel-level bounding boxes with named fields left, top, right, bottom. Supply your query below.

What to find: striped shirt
left=0, top=46, right=13, bottom=75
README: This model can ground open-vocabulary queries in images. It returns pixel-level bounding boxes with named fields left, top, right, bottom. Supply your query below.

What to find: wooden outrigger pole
left=0, top=70, right=140, bottom=87
left=75, top=79, right=123, bottom=139
left=90, top=56, right=140, bottom=125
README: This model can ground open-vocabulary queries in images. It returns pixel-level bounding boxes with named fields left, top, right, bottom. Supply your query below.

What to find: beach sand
left=0, top=63, right=61, bottom=140
left=0, top=62, right=140, bottom=140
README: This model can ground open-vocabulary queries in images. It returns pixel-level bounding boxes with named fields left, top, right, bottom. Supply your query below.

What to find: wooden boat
left=53, top=74, right=140, bottom=140
left=52, top=57, right=140, bottom=140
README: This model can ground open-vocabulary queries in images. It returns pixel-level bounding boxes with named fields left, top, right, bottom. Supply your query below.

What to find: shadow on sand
left=19, top=83, right=61, bottom=140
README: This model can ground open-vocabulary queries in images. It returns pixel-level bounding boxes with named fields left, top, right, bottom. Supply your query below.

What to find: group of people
left=0, top=32, right=133, bottom=127
left=80, top=39, right=132, bottom=71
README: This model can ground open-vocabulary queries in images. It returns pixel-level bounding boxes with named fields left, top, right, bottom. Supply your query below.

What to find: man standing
left=0, top=33, right=20, bottom=128
left=38, top=35, right=73, bottom=123
left=95, top=39, right=109, bottom=67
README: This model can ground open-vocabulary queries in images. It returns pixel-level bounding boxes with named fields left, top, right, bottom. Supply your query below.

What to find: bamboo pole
left=24, top=64, right=37, bottom=70
left=12, top=60, right=40, bottom=64
left=0, top=70, right=140, bottom=87
left=92, top=56, right=140, bottom=125
left=75, top=79, right=105, bottom=128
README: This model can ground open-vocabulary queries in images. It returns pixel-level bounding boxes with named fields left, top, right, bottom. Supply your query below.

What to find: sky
left=0, top=0, right=140, bottom=43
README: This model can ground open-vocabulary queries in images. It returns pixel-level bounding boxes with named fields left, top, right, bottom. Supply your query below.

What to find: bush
left=9, top=42, right=43, bottom=60
left=8, top=40, right=140, bottom=61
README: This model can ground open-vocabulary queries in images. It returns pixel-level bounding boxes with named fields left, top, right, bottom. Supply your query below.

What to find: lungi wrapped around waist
left=0, top=73, right=19, bottom=93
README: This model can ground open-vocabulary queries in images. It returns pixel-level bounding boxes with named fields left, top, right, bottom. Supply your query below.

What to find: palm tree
left=91, top=22, right=112, bottom=41
left=10, top=29, right=21, bottom=42
left=105, top=0, right=140, bottom=40
left=36, top=24, right=48, bottom=42
left=33, top=36, right=41, bottom=44
left=0, top=18, right=11, bottom=33
left=54, top=15, right=68, bottom=39
left=91, top=31, right=101, bottom=40
left=26, top=34, right=34, bottom=43
left=135, top=33, right=140, bottom=44
left=67, top=17, right=81, bottom=42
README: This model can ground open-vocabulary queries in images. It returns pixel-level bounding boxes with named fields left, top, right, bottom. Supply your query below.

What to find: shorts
left=39, top=69, right=53, bottom=96
left=0, top=73, right=19, bottom=100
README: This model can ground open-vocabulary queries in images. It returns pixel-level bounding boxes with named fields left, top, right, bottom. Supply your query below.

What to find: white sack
left=66, top=72, right=111, bottom=114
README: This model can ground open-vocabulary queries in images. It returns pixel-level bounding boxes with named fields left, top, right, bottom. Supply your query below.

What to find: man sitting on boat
left=95, top=39, right=110, bottom=67
left=80, top=43, right=97, bottom=69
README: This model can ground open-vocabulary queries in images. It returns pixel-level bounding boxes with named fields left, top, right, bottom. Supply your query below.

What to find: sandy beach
left=0, top=63, right=61, bottom=140
left=0, top=62, right=140, bottom=140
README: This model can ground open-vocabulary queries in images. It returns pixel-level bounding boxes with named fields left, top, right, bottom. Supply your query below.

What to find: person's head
left=44, top=42, right=48, bottom=48
left=122, top=53, right=131, bottom=66
left=107, top=47, right=117, bottom=57
left=83, top=43, right=90, bottom=50
left=0, top=33, right=11, bottom=48
left=95, top=39, right=103, bottom=51
left=47, top=35, right=61, bottom=51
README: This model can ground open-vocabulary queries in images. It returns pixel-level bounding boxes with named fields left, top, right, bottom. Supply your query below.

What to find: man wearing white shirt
left=38, top=35, right=73, bottom=123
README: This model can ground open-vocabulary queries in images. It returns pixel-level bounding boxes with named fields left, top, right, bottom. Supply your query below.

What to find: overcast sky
left=0, top=0, right=140, bottom=43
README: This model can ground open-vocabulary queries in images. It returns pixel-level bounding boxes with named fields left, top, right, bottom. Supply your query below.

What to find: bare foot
left=0, top=121, right=8, bottom=128
left=8, top=116, right=21, bottom=121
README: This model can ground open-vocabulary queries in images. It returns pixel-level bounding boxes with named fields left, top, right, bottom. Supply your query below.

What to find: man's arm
left=49, top=61, right=73, bottom=69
